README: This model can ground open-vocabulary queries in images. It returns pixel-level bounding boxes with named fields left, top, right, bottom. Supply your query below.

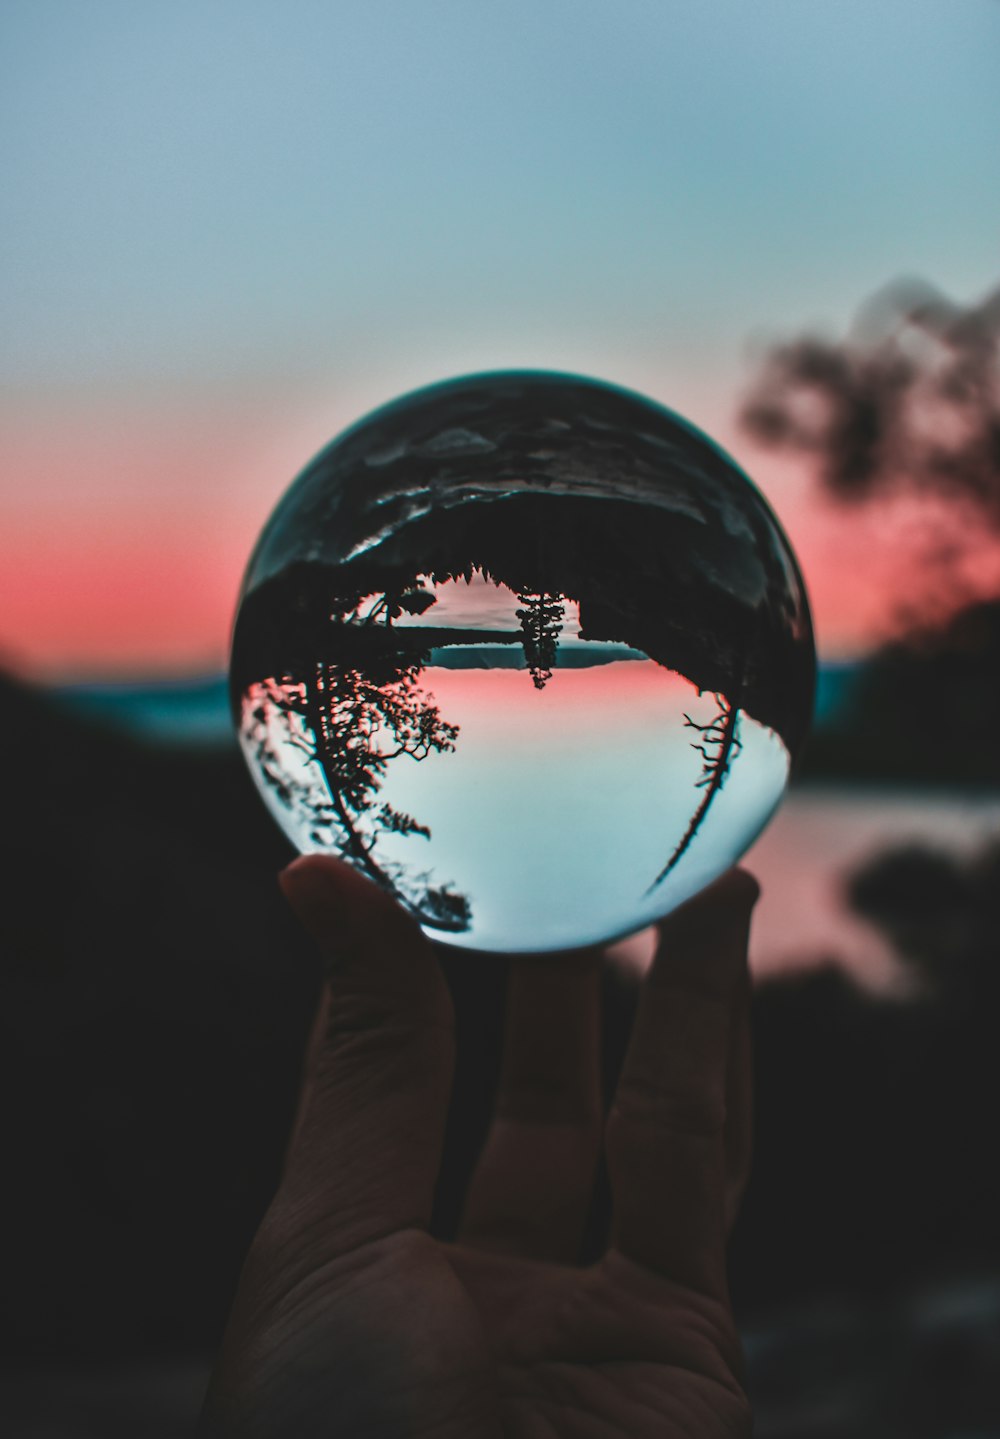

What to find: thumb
left=271, top=855, right=455, bottom=1258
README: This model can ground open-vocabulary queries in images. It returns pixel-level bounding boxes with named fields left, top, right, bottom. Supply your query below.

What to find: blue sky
left=4, top=0, right=997, bottom=395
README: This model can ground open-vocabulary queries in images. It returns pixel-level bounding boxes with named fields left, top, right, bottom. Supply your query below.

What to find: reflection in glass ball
left=231, top=372, right=814, bottom=952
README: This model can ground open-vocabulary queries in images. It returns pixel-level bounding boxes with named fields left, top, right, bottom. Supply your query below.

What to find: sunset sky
left=3, top=0, right=998, bottom=678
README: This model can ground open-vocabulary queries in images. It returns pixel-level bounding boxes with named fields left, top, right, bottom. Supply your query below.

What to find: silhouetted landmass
left=798, top=597, right=1000, bottom=785
left=733, top=834, right=1000, bottom=1310
left=2, top=671, right=999, bottom=1430
left=0, top=671, right=309, bottom=1358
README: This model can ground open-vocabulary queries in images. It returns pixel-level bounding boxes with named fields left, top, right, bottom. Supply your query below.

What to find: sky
left=2, top=0, right=999, bottom=677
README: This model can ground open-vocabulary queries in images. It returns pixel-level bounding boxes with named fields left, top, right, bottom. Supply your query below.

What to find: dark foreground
left=1, top=672, right=999, bottom=1435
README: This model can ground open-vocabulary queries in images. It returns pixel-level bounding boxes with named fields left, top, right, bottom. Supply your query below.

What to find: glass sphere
left=231, top=372, right=814, bottom=952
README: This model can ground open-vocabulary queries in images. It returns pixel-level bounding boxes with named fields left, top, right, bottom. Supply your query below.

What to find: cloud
left=740, top=276, right=1000, bottom=523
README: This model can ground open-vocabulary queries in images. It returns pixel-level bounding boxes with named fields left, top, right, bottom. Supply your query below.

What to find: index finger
left=605, top=870, right=758, bottom=1298
left=273, top=856, right=456, bottom=1262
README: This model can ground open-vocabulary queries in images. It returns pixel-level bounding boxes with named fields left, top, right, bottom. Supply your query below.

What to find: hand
left=200, top=857, right=758, bottom=1438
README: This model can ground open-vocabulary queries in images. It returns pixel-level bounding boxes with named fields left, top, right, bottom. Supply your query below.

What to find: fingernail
left=279, top=854, right=352, bottom=923
left=730, top=869, right=761, bottom=913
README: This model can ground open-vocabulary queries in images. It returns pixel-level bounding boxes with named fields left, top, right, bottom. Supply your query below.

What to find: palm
left=452, top=1246, right=748, bottom=1436
left=215, top=1234, right=747, bottom=1437
left=201, top=859, right=757, bottom=1438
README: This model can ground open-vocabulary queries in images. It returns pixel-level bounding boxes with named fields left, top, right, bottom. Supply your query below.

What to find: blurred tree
left=742, top=275, right=1000, bottom=638
left=741, top=276, right=1000, bottom=530
left=742, top=274, right=1000, bottom=781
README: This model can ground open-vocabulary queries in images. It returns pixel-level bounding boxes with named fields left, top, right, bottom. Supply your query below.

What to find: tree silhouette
left=239, top=628, right=471, bottom=932
left=514, top=591, right=565, bottom=689
left=646, top=690, right=743, bottom=893
left=740, top=273, right=1000, bottom=640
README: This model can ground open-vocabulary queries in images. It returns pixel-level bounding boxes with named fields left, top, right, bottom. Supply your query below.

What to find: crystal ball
left=231, top=372, right=814, bottom=952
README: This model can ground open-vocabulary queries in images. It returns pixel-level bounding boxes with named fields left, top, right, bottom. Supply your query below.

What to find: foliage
left=514, top=591, right=565, bottom=689
left=239, top=638, right=470, bottom=930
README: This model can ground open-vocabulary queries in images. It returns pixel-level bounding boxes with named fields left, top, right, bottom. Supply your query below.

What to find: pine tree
left=515, top=592, right=565, bottom=689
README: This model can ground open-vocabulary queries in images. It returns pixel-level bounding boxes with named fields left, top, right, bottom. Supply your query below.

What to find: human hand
left=200, top=857, right=758, bottom=1438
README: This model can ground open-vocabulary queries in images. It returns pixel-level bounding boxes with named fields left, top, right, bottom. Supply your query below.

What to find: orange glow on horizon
left=5, top=395, right=998, bottom=679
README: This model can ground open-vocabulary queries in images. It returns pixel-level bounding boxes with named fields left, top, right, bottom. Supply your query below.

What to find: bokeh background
left=2, top=3, right=999, bottom=1434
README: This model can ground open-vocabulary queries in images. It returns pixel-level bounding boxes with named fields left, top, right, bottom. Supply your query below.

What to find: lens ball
left=231, top=372, right=814, bottom=952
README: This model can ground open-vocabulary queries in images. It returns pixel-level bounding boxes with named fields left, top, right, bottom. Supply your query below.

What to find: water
left=53, top=677, right=1000, bottom=978
left=58, top=675, right=231, bottom=744
left=745, top=786, right=1000, bottom=992
left=231, top=371, right=814, bottom=951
